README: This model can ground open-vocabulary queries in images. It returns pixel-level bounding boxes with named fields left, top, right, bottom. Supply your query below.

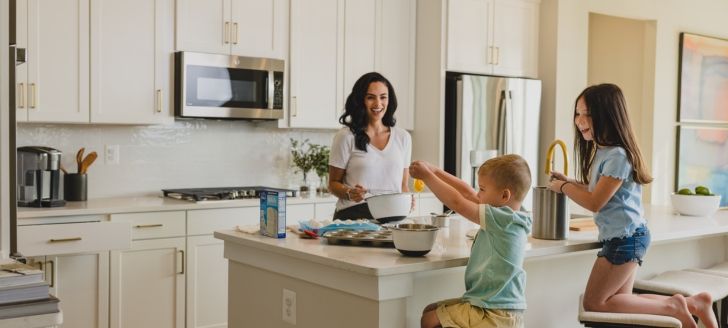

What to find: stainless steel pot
left=532, top=186, right=569, bottom=240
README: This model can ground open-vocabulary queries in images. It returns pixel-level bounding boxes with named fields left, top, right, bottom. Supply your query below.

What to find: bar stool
left=578, top=295, right=682, bottom=327
left=685, top=262, right=728, bottom=328
left=633, top=270, right=728, bottom=328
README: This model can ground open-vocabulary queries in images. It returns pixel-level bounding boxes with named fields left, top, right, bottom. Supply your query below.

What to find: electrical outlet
left=282, top=288, right=296, bottom=325
left=104, top=145, right=120, bottom=165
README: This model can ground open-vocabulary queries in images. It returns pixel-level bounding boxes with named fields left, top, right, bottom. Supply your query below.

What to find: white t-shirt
left=329, top=127, right=412, bottom=210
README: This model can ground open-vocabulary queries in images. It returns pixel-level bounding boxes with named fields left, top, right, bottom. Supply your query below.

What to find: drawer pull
left=135, top=224, right=163, bottom=228
left=49, top=237, right=82, bottom=243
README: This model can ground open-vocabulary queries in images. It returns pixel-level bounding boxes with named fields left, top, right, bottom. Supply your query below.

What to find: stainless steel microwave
left=175, top=51, right=284, bottom=120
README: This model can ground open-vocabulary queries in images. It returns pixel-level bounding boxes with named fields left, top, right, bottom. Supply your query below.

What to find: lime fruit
left=677, top=188, right=694, bottom=195
left=695, top=186, right=711, bottom=196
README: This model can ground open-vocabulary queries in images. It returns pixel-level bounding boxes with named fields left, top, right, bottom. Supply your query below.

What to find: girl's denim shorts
left=597, top=225, right=651, bottom=265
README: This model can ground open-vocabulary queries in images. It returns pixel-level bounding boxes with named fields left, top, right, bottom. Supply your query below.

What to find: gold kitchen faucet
left=545, top=139, right=569, bottom=176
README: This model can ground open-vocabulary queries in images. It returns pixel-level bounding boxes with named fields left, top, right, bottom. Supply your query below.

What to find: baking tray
left=321, top=229, right=394, bottom=248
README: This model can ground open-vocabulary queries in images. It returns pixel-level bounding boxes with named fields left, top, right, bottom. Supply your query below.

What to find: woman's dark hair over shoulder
left=574, top=83, right=653, bottom=185
left=339, top=72, right=398, bottom=151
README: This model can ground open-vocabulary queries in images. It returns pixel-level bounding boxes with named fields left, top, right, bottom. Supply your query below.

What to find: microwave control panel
left=273, top=71, right=284, bottom=109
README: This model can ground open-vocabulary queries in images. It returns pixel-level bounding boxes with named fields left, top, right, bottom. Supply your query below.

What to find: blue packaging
left=259, top=190, right=286, bottom=238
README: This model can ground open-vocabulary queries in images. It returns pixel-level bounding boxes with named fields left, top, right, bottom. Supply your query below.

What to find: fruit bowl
left=670, top=193, right=721, bottom=217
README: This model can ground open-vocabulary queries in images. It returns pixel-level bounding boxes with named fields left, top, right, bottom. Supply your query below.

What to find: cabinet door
left=446, top=0, right=493, bottom=75
left=492, top=0, right=539, bottom=78
left=287, top=203, right=315, bottom=225
left=110, top=238, right=185, bottom=328
left=315, top=202, right=337, bottom=220
left=378, top=0, right=416, bottom=130
left=186, top=235, right=227, bottom=328
left=289, top=0, right=341, bottom=128
left=26, top=0, right=90, bottom=123
left=230, top=0, right=287, bottom=59
left=45, top=252, right=110, bottom=328
left=90, top=0, right=174, bottom=124
left=15, top=0, right=28, bottom=122
left=342, top=0, right=376, bottom=104
left=176, top=0, right=230, bottom=54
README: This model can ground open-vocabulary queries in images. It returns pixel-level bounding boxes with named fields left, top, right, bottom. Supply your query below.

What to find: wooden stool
left=634, top=270, right=728, bottom=328
left=685, top=262, right=728, bottom=328
left=578, top=295, right=681, bottom=327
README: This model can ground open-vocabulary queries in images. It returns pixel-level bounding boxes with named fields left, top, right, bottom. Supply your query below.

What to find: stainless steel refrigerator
left=444, top=72, right=541, bottom=210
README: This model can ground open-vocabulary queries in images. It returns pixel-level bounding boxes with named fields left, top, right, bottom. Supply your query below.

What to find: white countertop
left=16, top=194, right=342, bottom=218
left=214, top=205, right=728, bottom=276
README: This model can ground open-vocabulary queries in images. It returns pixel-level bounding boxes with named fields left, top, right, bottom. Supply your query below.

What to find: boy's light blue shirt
left=462, top=204, right=532, bottom=310
left=588, top=146, right=646, bottom=242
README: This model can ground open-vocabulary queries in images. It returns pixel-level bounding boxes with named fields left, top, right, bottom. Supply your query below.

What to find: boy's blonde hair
left=477, top=154, right=531, bottom=202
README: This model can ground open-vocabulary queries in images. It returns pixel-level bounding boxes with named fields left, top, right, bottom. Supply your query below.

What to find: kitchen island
left=214, top=206, right=728, bottom=328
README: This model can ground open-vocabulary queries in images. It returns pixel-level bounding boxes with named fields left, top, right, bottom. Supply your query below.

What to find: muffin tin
left=321, top=229, right=394, bottom=248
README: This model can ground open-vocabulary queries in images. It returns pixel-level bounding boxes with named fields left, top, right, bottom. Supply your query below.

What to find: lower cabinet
left=186, top=235, right=227, bottom=328
left=109, top=238, right=185, bottom=328
left=29, top=252, right=110, bottom=328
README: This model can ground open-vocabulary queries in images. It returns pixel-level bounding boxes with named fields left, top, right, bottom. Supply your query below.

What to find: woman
left=328, top=72, right=412, bottom=220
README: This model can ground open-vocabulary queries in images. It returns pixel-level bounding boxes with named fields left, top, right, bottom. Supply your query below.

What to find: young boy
left=409, top=154, right=532, bottom=328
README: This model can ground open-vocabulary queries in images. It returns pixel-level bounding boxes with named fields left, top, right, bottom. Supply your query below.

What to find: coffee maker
left=17, top=146, right=66, bottom=207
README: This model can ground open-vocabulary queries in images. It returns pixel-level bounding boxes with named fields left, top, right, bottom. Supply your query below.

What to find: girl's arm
left=410, top=162, right=479, bottom=223
left=549, top=176, right=622, bottom=212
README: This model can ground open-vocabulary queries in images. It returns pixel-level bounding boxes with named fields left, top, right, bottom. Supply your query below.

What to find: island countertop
left=214, top=205, right=728, bottom=276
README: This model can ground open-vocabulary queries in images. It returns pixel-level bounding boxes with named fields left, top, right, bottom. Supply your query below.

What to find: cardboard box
left=259, top=189, right=286, bottom=238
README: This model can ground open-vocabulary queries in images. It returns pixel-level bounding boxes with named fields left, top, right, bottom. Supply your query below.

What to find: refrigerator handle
left=496, top=90, right=507, bottom=155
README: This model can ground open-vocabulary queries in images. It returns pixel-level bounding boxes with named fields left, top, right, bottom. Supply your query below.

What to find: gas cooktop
left=162, top=186, right=297, bottom=202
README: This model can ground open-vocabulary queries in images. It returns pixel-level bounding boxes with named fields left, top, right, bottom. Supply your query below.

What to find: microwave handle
left=267, top=71, right=274, bottom=109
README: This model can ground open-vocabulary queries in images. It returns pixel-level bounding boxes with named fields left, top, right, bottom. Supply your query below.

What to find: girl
left=548, top=84, right=717, bottom=328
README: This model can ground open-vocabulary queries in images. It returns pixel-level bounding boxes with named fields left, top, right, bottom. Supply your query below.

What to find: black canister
left=64, top=173, right=87, bottom=201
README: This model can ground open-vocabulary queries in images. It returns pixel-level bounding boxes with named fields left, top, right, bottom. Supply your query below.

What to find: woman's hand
left=347, top=184, right=367, bottom=202
left=548, top=179, right=568, bottom=193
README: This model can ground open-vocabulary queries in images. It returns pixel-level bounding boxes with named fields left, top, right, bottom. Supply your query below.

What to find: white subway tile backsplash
left=18, top=120, right=336, bottom=198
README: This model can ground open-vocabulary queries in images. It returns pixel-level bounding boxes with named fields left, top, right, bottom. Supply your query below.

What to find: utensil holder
left=532, top=186, right=568, bottom=240
left=64, top=173, right=87, bottom=201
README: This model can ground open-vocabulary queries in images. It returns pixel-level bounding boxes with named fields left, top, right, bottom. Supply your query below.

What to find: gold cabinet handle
left=224, top=21, right=230, bottom=44
left=18, top=83, right=25, bottom=108
left=29, top=83, right=36, bottom=108
left=49, top=237, right=82, bottom=243
left=156, top=89, right=162, bottom=112
left=233, top=22, right=238, bottom=45
left=291, top=96, right=297, bottom=117
left=135, top=223, right=163, bottom=228
left=46, top=260, right=55, bottom=287
left=178, top=250, right=185, bottom=275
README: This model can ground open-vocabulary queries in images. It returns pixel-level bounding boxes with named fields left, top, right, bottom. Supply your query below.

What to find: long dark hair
left=339, top=72, right=398, bottom=151
left=574, top=84, right=653, bottom=185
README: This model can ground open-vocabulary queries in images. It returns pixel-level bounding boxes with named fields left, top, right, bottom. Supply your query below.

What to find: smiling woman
left=327, top=72, right=412, bottom=221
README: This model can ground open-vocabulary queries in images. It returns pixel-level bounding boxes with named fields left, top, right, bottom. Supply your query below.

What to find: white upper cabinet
left=288, top=0, right=342, bottom=129
left=91, top=0, right=174, bottom=124
left=289, top=0, right=416, bottom=130
left=447, top=0, right=539, bottom=78
left=16, top=0, right=90, bottom=123
left=176, top=0, right=288, bottom=59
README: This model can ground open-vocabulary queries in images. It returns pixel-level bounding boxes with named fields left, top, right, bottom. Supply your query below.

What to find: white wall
left=17, top=122, right=335, bottom=198
left=541, top=0, right=728, bottom=205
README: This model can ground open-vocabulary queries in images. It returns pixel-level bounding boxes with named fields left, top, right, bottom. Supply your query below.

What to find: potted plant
left=290, top=139, right=317, bottom=197
left=311, top=144, right=330, bottom=196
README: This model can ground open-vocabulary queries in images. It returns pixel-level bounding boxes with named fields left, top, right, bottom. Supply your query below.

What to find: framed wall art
left=676, top=125, right=728, bottom=207
left=677, top=33, right=728, bottom=123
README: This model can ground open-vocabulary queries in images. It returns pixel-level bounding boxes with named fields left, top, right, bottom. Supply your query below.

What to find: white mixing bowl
left=670, top=193, right=721, bottom=217
left=366, top=193, right=412, bottom=224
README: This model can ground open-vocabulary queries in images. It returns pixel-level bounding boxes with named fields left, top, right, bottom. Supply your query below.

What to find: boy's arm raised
left=410, top=162, right=479, bottom=223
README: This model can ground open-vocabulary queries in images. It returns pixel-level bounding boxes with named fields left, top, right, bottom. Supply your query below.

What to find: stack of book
left=0, top=260, right=59, bottom=320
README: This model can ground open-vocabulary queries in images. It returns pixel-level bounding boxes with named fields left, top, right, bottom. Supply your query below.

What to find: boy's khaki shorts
left=435, top=298, right=524, bottom=328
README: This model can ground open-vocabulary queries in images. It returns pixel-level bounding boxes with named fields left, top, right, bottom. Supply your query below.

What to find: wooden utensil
left=79, top=151, right=97, bottom=174
left=59, top=164, right=68, bottom=175
left=76, top=147, right=85, bottom=173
